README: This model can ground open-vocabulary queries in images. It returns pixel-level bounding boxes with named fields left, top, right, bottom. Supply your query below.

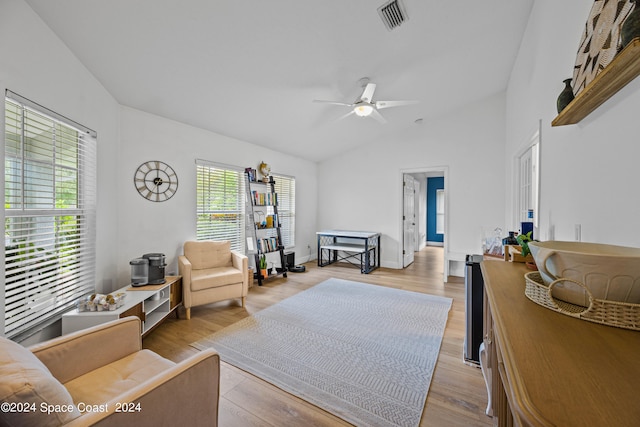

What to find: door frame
left=512, top=120, right=541, bottom=238
left=399, top=166, right=449, bottom=274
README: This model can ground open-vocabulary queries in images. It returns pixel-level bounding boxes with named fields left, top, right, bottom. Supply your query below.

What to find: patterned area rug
left=191, top=278, right=452, bottom=427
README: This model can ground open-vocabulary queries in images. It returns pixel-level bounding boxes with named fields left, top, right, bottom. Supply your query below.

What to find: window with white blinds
left=4, top=92, right=97, bottom=339
left=272, top=174, right=295, bottom=248
left=195, top=161, right=245, bottom=252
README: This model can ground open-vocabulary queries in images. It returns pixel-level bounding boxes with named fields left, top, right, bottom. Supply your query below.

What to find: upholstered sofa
left=178, top=240, right=248, bottom=319
left=0, top=316, right=219, bottom=426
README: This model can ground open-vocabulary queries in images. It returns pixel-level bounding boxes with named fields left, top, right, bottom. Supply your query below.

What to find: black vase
left=622, top=0, right=640, bottom=49
left=502, top=231, right=518, bottom=247
left=556, top=78, right=575, bottom=113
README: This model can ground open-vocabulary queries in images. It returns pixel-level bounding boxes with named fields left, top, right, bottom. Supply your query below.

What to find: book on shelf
left=251, top=191, right=278, bottom=206
left=258, top=237, right=279, bottom=253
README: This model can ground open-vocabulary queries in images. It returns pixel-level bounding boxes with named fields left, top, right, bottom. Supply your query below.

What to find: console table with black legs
left=317, top=230, right=380, bottom=273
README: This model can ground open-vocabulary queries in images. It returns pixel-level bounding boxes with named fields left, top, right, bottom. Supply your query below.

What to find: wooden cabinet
left=62, top=276, right=182, bottom=338
left=481, top=261, right=640, bottom=426
left=120, top=302, right=144, bottom=322
left=169, top=277, right=182, bottom=311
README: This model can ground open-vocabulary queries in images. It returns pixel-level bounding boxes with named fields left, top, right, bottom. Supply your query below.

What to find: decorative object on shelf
left=553, top=38, right=640, bottom=125
left=254, top=211, right=266, bottom=228
left=554, top=1, right=640, bottom=126
left=572, top=0, right=634, bottom=96
left=244, top=167, right=257, bottom=182
left=556, top=79, right=575, bottom=113
left=259, top=254, right=268, bottom=279
left=482, top=227, right=504, bottom=257
left=622, top=0, right=640, bottom=48
left=258, top=161, right=271, bottom=183
left=502, top=231, right=518, bottom=247
left=516, top=231, right=538, bottom=270
left=78, top=293, right=125, bottom=312
left=134, top=160, right=178, bottom=202
left=516, top=232, right=535, bottom=258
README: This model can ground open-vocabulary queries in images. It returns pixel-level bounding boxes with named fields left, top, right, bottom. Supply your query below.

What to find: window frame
left=271, top=173, right=295, bottom=249
left=195, top=160, right=246, bottom=252
left=194, top=162, right=296, bottom=254
left=514, top=125, right=541, bottom=235
left=3, top=91, right=97, bottom=340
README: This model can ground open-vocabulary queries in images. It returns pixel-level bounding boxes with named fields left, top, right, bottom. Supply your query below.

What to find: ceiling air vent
left=378, top=0, right=408, bottom=31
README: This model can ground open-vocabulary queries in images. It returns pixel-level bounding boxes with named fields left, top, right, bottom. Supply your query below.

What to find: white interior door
left=403, top=174, right=416, bottom=267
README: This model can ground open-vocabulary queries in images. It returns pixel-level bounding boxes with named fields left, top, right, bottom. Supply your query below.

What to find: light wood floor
left=143, top=247, right=493, bottom=427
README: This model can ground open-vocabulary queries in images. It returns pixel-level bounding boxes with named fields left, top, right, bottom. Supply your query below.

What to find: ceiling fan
left=313, top=78, right=418, bottom=123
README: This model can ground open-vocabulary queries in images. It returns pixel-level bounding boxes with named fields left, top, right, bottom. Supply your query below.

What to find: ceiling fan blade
left=369, top=108, right=387, bottom=124
left=336, top=110, right=356, bottom=122
left=359, top=83, right=377, bottom=103
left=375, top=100, right=419, bottom=109
left=312, top=100, right=353, bottom=107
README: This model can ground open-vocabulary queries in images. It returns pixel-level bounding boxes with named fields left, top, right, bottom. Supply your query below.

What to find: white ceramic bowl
left=527, top=241, right=640, bottom=307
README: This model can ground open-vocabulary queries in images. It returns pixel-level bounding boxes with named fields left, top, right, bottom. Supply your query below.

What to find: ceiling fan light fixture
left=354, top=104, right=374, bottom=117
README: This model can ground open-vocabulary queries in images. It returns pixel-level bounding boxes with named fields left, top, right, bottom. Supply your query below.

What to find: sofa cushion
left=0, top=336, right=81, bottom=427
left=184, top=240, right=232, bottom=270
left=191, top=267, right=244, bottom=291
left=63, top=349, right=175, bottom=407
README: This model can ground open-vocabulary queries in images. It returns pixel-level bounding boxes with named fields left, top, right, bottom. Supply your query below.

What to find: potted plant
left=516, top=231, right=538, bottom=270
left=259, top=255, right=268, bottom=278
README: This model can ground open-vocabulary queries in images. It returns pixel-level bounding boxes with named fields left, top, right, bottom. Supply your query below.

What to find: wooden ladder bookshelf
left=244, top=171, right=288, bottom=286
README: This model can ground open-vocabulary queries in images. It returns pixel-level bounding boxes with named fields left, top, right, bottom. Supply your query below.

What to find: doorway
left=401, top=167, right=448, bottom=272
left=427, top=177, right=445, bottom=246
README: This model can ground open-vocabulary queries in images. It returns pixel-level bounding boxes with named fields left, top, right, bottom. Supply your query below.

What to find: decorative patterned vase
left=556, top=79, right=575, bottom=113
left=622, top=0, right=640, bottom=49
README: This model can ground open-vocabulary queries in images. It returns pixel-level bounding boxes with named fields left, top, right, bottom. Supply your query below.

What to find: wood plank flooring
left=143, top=247, right=493, bottom=427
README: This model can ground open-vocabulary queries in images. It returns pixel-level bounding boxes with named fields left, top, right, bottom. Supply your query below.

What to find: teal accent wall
left=427, top=177, right=444, bottom=243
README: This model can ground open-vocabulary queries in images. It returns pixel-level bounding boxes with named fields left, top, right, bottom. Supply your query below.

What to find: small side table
left=62, top=276, right=183, bottom=337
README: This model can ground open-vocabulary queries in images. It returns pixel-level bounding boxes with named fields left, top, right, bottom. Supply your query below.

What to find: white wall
left=0, top=0, right=120, bottom=340
left=0, top=0, right=121, bottom=294
left=117, top=107, right=318, bottom=286
left=0, top=0, right=318, bottom=340
left=317, top=92, right=507, bottom=270
left=506, top=0, right=640, bottom=247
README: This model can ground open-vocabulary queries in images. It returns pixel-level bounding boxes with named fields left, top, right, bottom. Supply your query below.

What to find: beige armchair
left=178, top=240, right=248, bottom=319
left=0, top=316, right=219, bottom=427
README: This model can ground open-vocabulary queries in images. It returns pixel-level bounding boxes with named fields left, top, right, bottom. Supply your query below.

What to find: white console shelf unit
left=62, top=276, right=182, bottom=337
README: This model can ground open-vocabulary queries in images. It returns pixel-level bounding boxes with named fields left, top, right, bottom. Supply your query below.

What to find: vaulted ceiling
left=25, top=0, right=533, bottom=162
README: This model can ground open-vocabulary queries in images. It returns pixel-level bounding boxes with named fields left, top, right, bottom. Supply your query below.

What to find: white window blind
left=4, top=93, right=97, bottom=339
left=272, top=174, right=295, bottom=248
left=195, top=161, right=245, bottom=252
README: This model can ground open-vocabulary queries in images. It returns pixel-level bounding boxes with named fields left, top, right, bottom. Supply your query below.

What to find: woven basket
left=524, top=272, right=640, bottom=331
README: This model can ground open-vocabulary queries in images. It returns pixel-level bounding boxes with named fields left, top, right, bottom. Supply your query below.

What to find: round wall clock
left=573, top=0, right=634, bottom=95
left=134, top=160, right=178, bottom=202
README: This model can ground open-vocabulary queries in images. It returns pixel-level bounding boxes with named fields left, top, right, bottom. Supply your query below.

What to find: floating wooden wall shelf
left=552, top=38, right=640, bottom=126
